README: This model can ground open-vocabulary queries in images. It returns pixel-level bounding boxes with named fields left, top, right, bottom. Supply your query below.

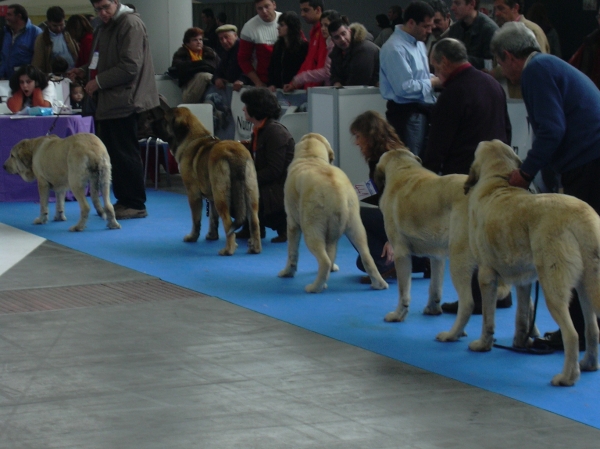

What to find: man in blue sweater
left=491, top=22, right=600, bottom=350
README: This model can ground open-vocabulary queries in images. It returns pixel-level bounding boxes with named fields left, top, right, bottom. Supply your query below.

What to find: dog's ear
left=373, top=157, right=386, bottom=194
left=15, top=141, right=33, bottom=169
left=464, top=164, right=479, bottom=194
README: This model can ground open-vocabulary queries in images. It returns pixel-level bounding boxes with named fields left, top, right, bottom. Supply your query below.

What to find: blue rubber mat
left=1, top=190, right=599, bottom=428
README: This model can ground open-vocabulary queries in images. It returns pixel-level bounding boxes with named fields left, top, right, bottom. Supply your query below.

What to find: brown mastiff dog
left=157, top=107, right=261, bottom=256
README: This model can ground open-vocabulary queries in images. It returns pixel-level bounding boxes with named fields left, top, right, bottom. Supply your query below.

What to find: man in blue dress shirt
left=379, top=1, right=440, bottom=156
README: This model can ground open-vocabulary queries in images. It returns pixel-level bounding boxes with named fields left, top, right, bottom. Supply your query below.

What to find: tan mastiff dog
left=3, top=133, right=120, bottom=232
left=278, top=133, right=388, bottom=293
left=465, top=140, right=600, bottom=386
left=373, top=148, right=509, bottom=340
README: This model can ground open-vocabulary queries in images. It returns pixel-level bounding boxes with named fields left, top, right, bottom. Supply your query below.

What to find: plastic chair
left=177, top=103, right=214, bottom=135
left=279, top=112, right=308, bottom=144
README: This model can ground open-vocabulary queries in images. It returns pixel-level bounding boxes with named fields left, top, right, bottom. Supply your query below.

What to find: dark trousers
left=96, top=114, right=146, bottom=210
left=356, top=207, right=428, bottom=274
left=561, top=157, right=600, bottom=334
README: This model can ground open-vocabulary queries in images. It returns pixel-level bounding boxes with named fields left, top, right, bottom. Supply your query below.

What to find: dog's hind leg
left=213, top=198, right=238, bottom=256
left=469, top=266, right=498, bottom=352
left=184, top=194, right=203, bottom=242
left=278, top=219, right=301, bottom=278
left=206, top=200, right=219, bottom=240
left=424, top=257, right=444, bottom=315
left=34, top=181, right=51, bottom=224
left=577, top=269, right=600, bottom=373
left=512, top=284, right=533, bottom=348
left=68, top=184, right=90, bottom=232
left=437, top=258, right=472, bottom=341
left=384, top=252, right=412, bottom=322
left=99, top=169, right=120, bottom=230
left=545, top=287, right=581, bottom=386
left=245, top=166, right=261, bottom=254
left=346, top=214, right=388, bottom=290
left=303, top=233, right=331, bottom=293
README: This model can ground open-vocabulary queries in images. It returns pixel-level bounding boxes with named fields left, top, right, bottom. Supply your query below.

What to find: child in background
left=7, top=65, right=56, bottom=113
left=69, top=81, right=95, bottom=116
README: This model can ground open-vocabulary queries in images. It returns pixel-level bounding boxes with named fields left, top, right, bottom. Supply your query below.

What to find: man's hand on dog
left=508, top=169, right=532, bottom=189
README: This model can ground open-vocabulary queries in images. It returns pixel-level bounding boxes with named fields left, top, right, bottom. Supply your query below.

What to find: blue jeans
left=402, top=112, right=428, bottom=156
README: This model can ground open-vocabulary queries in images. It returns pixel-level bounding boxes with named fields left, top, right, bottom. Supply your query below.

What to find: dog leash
left=46, top=93, right=71, bottom=136
left=492, top=281, right=553, bottom=355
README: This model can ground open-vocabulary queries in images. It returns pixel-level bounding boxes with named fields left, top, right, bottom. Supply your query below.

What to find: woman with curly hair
left=267, top=11, right=308, bottom=91
left=7, top=65, right=56, bottom=113
left=237, top=87, right=295, bottom=242
left=350, top=110, right=430, bottom=282
left=170, top=27, right=220, bottom=103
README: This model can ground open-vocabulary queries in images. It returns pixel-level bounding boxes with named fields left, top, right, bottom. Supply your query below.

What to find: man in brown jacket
left=70, top=0, right=159, bottom=219
left=32, top=6, right=78, bottom=74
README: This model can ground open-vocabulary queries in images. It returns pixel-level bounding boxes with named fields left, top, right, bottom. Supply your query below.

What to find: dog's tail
left=226, top=158, right=251, bottom=235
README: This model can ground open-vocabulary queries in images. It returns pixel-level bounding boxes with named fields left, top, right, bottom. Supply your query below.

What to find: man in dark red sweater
left=422, top=37, right=511, bottom=175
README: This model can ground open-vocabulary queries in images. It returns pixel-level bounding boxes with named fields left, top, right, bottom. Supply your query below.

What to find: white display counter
left=308, top=87, right=387, bottom=187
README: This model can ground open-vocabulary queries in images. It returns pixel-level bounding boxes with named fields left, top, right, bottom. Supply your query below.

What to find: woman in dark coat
left=267, top=11, right=308, bottom=91
left=170, top=27, right=220, bottom=103
left=239, top=88, right=295, bottom=242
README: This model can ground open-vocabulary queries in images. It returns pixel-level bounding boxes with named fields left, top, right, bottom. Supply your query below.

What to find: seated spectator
left=32, top=6, right=78, bottom=74
left=374, top=14, right=394, bottom=47
left=65, top=14, right=94, bottom=68
left=284, top=9, right=340, bottom=91
left=170, top=27, right=220, bottom=103
left=238, top=88, right=295, bottom=243
left=213, top=24, right=251, bottom=91
left=328, top=20, right=380, bottom=87
left=202, top=8, right=220, bottom=55
left=7, top=65, right=56, bottom=113
left=569, top=5, right=600, bottom=89
left=267, top=12, right=308, bottom=91
left=0, top=4, right=42, bottom=80
left=526, top=1, right=561, bottom=58
left=238, top=0, right=281, bottom=87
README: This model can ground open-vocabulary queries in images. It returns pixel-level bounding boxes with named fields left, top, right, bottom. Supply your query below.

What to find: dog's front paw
left=370, top=279, right=389, bottom=290
left=69, top=224, right=85, bottom=232
left=107, top=220, right=121, bottom=230
left=54, top=212, right=67, bottom=222
left=436, top=331, right=461, bottom=342
left=424, top=303, right=443, bottom=315
left=278, top=266, right=296, bottom=278
left=33, top=214, right=49, bottom=225
left=384, top=308, right=408, bottom=322
left=551, top=371, right=579, bottom=387
left=468, top=339, right=493, bottom=352
left=183, top=233, right=200, bottom=242
left=305, top=282, right=326, bottom=293
left=205, top=231, right=219, bottom=241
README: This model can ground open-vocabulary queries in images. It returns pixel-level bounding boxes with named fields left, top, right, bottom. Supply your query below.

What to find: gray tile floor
left=1, top=178, right=599, bottom=448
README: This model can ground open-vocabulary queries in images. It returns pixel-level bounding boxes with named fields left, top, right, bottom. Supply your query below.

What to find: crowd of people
left=2, top=0, right=600, bottom=349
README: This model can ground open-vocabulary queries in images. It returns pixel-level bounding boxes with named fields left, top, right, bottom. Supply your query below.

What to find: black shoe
left=532, top=330, right=587, bottom=352
left=271, top=232, right=287, bottom=243
left=441, top=292, right=512, bottom=315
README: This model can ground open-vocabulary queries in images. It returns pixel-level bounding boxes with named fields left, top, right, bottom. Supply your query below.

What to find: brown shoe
left=360, top=267, right=396, bottom=284
left=115, top=207, right=148, bottom=220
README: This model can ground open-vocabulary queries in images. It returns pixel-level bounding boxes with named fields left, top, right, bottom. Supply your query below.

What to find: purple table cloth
left=0, top=115, right=95, bottom=202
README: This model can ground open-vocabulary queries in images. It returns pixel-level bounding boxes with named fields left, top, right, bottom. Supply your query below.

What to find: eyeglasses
left=94, top=2, right=113, bottom=13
